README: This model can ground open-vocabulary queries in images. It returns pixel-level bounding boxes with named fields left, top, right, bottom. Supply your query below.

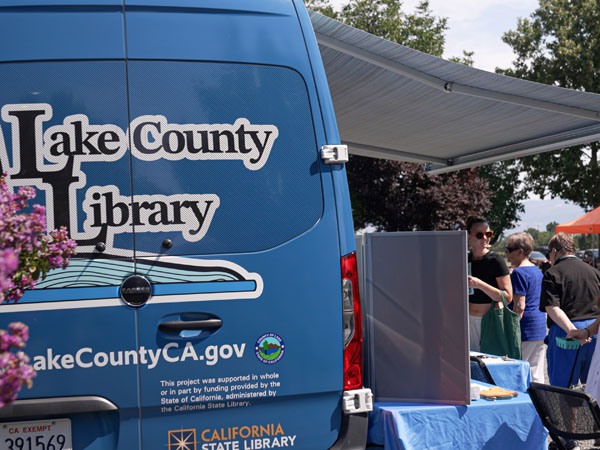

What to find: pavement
left=576, top=440, right=600, bottom=450
left=556, top=437, right=599, bottom=450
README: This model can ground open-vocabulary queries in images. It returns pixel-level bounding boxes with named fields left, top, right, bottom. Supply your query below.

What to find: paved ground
left=558, top=436, right=599, bottom=449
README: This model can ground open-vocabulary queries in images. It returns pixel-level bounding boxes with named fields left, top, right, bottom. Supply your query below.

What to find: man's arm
left=568, top=317, right=600, bottom=344
left=546, top=305, right=576, bottom=333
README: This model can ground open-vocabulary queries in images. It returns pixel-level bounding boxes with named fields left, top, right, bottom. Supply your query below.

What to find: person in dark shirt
left=540, top=232, right=600, bottom=388
left=467, top=216, right=512, bottom=351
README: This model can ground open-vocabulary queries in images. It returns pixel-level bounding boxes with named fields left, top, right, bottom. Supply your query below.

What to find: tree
left=499, top=0, right=600, bottom=210
left=477, top=161, right=527, bottom=240
left=449, top=50, right=475, bottom=67
left=340, top=0, right=447, bottom=56
left=347, top=159, right=491, bottom=231
left=524, top=226, right=554, bottom=249
left=574, top=234, right=597, bottom=251
left=304, top=0, right=339, bottom=19
left=0, top=175, right=76, bottom=406
left=0, top=177, right=77, bottom=302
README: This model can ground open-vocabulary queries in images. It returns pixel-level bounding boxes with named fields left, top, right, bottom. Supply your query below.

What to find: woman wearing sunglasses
left=467, top=216, right=512, bottom=351
left=505, top=232, right=546, bottom=382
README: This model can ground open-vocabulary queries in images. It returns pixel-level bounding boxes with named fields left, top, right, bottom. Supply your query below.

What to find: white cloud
left=402, top=0, right=538, bottom=23
left=505, top=198, right=586, bottom=234
left=328, top=0, right=539, bottom=71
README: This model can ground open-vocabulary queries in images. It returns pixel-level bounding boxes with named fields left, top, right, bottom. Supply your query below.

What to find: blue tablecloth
left=471, top=351, right=532, bottom=392
left=368, top=388, right=548, bottom=450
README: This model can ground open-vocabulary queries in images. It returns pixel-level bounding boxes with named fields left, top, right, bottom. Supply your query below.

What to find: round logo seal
left=255, top=333, right=285, bottom=364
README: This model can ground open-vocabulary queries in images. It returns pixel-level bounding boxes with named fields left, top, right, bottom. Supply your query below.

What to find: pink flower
left=0, top=174, right=71, bottom=404
left=0, top=323, right=35, bottom=407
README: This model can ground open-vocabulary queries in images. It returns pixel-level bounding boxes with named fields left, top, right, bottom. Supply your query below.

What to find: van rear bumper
left=330, top=412, right=369, bottom=450
left=0, top=396, right=117, bottom=419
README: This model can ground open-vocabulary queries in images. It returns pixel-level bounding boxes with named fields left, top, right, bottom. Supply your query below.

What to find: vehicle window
left=127, top=61, right=323, bottom=255
left=0, top=60, right=133, bottom=258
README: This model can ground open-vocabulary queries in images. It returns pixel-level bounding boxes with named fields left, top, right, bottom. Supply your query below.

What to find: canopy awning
left=556, top=206, right=600, bottom=234
left=309, top=11, right=600, bottom=174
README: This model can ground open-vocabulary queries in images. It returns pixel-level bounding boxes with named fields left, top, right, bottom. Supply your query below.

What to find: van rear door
left=0, top=2, right=141, bottom=449
left=124, top=1, right=346, bottom=449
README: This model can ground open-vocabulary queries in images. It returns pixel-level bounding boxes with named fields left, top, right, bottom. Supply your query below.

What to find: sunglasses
left=505, top=246, right=519, bottom=253
left=474, top=231, right=494, bottom=239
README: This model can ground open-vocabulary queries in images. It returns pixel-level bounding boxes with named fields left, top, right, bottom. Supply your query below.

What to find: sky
left=327, top=0, right=587, bottom=233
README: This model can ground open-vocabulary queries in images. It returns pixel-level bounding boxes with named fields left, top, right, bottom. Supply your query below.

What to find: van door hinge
left=321, top=145, right=349, bottom=164
left=342, top=388, right=373, bottom=414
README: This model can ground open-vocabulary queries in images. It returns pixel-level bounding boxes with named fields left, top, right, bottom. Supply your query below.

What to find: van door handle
left=159, top=319, right=222, bottom=332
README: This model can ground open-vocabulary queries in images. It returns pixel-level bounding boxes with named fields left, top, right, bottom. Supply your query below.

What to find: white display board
left=356, top=231, right=470, bottom=405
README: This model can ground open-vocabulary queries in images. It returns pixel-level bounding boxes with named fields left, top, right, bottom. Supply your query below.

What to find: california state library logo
left=168, top=428, right=197, bottom=450
left=255, top=333, right=285, bottom=364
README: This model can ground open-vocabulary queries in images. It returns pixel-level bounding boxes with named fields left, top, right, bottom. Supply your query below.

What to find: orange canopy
left=556, top=206, right=600, bottom=234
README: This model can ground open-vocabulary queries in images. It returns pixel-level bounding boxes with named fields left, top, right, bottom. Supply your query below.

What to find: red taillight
left=341, top=252, right=363, bottom=390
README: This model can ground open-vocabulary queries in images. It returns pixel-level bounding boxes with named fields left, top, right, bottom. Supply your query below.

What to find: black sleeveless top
left=469, top=251, right=509, bottom=304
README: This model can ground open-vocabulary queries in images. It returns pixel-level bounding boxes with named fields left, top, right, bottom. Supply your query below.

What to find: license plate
left=0, top=419, right=72, bottom=450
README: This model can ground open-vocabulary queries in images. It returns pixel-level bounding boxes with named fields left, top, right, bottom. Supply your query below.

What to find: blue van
left=0, top=1, right=372, bottom=449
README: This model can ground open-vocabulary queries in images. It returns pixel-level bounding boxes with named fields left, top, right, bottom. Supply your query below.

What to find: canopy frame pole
left=425, top=126, right=600, bottom=174
left=342, top=140, right=448, bottom=165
